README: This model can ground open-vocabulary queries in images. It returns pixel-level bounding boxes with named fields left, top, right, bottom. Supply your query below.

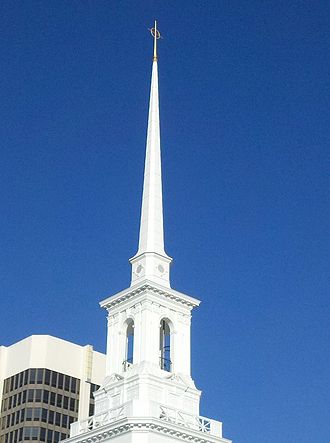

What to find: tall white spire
left=130, top=21, right=172, bottom=288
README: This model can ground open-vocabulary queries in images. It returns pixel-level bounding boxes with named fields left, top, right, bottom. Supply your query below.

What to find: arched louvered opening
left=159, top=319, right=171, bottom=372
left=123, top=319, right=134, bottom=371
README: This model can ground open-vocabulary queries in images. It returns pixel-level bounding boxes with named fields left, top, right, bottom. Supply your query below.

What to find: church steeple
left=67, top=23, right=231, bottom=443
left=130, top=21, right=172, bottom=288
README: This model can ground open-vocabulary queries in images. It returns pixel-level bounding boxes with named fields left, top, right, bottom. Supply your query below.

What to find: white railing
left=70, top=405, right=125, bottom=437
left=159, top=405, right=222, bottom=436
left=70, top=403, right=221, bottom=438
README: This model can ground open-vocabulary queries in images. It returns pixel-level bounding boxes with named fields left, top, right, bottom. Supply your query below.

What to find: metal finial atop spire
left=150, top=20, right=161, bottom=61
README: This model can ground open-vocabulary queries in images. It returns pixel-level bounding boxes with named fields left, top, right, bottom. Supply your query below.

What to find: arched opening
left=123, top=319, right=134, bottom=371
left=159, top=319, right=171, bottom=372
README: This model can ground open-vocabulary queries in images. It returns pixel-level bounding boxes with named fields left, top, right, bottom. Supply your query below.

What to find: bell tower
left=65, top=22, right=232, bottom=443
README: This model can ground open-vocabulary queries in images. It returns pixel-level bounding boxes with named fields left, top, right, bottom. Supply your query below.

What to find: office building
left=0, top=335, right=105, bottom=443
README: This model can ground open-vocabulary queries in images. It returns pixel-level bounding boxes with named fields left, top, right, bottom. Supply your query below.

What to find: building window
left=64, top=375, right=70, bottom=392
left=40, top=427, right=46, bottom=442
left=56, top=394, right=63, bottom=408
left=123, top=319, right=134, bottom=371
left=36, top=369, right=43, bottom=384
left=58, top=373, right=64, bottom=390
left=71, top=378, right=77, bottom=394
left=29, top=369, right=36, bottom=384
left=44, top=370, right=50, bottom=386
left=42, top=390, right=49, bottom=404
left=46, top=429, right=53, bottom=443
left=50, top=392, right=56, bottom=406
left=51, top=371, right=57, bottom=388
left=159, top=319, right=172, bottom=372
left=55, top=412, right=61, bottom=426
left=41, top=408, right=48, bottom=423
left=62, top=414, right=68, bottom=428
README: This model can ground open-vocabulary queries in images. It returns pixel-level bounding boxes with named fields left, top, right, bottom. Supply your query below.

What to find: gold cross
left=150, top=20, right=161, bottom=61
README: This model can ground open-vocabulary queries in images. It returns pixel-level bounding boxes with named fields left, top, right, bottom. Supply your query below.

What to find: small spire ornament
left=150, top=20, right=161, bottom=61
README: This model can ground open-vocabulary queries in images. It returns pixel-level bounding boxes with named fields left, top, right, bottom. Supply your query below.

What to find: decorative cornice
left=100, top=281, right=200, bottom=311
left=65, top=418, right=231, bottom=443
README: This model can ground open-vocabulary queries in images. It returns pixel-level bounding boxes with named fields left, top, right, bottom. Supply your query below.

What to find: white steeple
left=65, top=22, right=232, bottom=443
left=130, top=20, right=172, bottom=288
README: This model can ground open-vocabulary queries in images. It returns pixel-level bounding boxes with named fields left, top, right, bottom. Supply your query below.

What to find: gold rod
left=153, top=20, right=157, bottom=61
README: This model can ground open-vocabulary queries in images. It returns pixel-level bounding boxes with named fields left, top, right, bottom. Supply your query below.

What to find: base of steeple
left=65, top=415, right=232, bottom=443
left=129, top=252, right=172, bottom=287
left=93, top=361, right=201, bottom=416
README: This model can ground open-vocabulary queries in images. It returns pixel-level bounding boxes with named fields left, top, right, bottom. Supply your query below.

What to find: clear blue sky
left=1, top=1, right=329, bottom=442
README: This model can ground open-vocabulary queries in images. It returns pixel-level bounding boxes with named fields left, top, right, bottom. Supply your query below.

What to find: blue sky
left=1, top=1, right=329, bottom=442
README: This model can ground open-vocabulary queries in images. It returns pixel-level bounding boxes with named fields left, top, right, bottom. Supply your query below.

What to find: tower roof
left=130, top=22, right=172, bottom=288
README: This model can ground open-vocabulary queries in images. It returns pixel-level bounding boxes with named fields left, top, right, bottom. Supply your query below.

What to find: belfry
left=65, top=22, right=232, bottom=443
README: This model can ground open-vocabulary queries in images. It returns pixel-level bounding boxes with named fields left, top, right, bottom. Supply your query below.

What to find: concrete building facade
left=0, top=335, right=105, bottom=443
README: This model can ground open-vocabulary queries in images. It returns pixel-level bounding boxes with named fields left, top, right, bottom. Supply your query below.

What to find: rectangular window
left=12, top=394, right=17, bottom=408
left=14, top=375, right=18, bottom=390
left=29, top=369, right=36, bottom=384
left=56, top=394, right=62, bottom=408
left=28, top=389, right=34, bottom=402
left=35, top=389, right=42, bottom=402
left=58, top=373, right=64, bottom=390
left=3, top=379, right=8, bottom=394
left=90, top=383, right=100, bottom=399
left=48, top=410, right=54, bottom=425
left=51, top=371, right=57, bottom=388
left=71, top=378, right=77, bottom=393
left=22, top=390, right=27, bottom=403
left=43, top=390, right=49, bottom=404
left=42, top=408, right=48, bottom=422
left=26, top=408, right=33, bottom=421
left=24, top=371, right=29, bottom=386
left=20, top=408, right=25, bottom=422
left=55, top=412, right=61, bottom=426
left=62, top=414, right=68, bottom=428
left=40, top=427, right=46, bottom=442
left=34, top=408, right=42, bottom=420
left=54, top=431, right=60, bottom=443
left=44, top=369, right=51, bottom=385
left=31, top=426, right=39, bottom=440
left=47, top=429, right=53, bottom=443
left=50, top=392, right=56, bottom=406
left=64, top=375, right=70, bottom=391
left=69, top=398, right=75, bottom=411
left=63, top=396, right=69, bottom=410
left=36, top=369, right=44, bottom=384
left=18, top=372, right=23, bottom=388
